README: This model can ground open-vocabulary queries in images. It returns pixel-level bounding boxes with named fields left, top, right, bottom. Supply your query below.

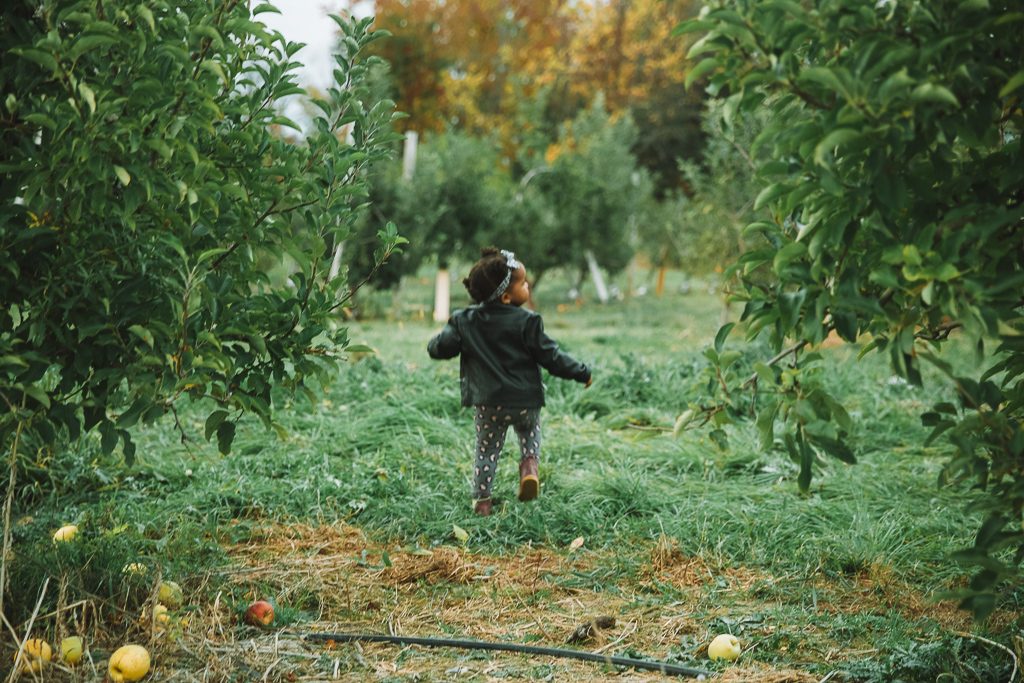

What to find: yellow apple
left=108, top=644, right=150, bottom=682
left=708, top=633, right=742, bottom=662
left=158, top=580, right=184, bottom=608
left=60, top=636, right=84, bottom=665
left=243, top=599, right=274, bottom=627
left=52, top=524, right=78, bottom=542
left=13, top=638, right=52, bottom=673
left=140, top=603, right=171, bottom=629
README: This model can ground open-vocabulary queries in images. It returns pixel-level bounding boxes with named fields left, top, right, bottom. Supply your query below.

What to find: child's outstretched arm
left=427, top=318, right=462, bottom=359
left=524, top=315, right=591, bottom=384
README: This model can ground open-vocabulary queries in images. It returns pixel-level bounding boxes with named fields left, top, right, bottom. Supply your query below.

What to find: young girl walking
left=428, top=247, right=593, bottom=516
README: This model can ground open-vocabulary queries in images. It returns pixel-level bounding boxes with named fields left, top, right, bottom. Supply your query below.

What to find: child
left=428, top=247, right=593, bottom=516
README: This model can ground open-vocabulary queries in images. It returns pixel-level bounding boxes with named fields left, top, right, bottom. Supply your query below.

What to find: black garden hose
left=302, top=631, right=712, bottom=678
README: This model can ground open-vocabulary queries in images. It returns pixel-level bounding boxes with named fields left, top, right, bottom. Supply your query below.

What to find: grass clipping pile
left=40, top=522, right=971, bottom=681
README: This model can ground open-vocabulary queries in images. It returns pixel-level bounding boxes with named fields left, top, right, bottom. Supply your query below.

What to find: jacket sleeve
left=524, top=314, right=590, bottom=383
left=427, top=318, right=462, bottom=359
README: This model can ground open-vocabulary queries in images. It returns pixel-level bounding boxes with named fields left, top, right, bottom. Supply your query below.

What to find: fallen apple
left=244, top=599, right=275, bottom=627
left=140, top=603, right=171, bottom=629
left=13, top=638, right=52, bottom=673
left=60, top=636, right=84, bottom=665
left=708, top=633, right=742, bottom=662
left=52, top=524, right=78, bottom=542
left=108, top=644, right=150, bottom=682
left=158, top=580, right=184, bottom=608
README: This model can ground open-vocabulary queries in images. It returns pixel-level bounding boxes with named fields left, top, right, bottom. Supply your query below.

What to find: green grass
left=7, top=270, right=1020, bottom=681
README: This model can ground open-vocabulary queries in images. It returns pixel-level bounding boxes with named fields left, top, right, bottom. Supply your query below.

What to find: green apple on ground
left=708, top=633, right=742, bottom=661
left=60, top=636, right=84, bottom=665
left=158, top=580, right=184, bottom=608
left=52, top=524, right=78, bottom=542
left=108, top=644, right=151, bottom=682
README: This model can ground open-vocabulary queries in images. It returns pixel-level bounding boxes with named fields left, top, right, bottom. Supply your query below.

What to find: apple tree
left=678, top=0, right=1023, bottom=617
left=636, top=99, right=764, bottom=279
left=348, top=130, right=514, bottom=292
left=504, top=97, right=654, bottom=292
left=0, top=0, right=403, bottom=543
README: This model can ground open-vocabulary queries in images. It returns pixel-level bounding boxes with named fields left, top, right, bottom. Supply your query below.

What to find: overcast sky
left=260, top=1, right=371, bottom=89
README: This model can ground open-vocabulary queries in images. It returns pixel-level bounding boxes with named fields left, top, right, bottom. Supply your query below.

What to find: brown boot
left=518, top=457, right=539, bottom=502
left=473, top=498, right=493, bottom=516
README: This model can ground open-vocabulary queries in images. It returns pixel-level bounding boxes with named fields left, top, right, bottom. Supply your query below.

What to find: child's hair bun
left=463, top=246, right=510, bottom=303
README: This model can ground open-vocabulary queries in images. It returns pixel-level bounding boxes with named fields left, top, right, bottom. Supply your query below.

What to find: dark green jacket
left=428, top=303, right=591, bottom=407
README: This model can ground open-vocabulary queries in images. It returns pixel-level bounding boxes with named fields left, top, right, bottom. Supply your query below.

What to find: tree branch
left=743, top=340, right=809, bottom=389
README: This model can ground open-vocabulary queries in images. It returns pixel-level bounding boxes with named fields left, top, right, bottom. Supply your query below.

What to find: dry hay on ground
left=17, top=522, right=998, bottom=681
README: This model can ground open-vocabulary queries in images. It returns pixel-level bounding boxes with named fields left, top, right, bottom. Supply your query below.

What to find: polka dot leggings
left=472, top=405, right=541, bottom=500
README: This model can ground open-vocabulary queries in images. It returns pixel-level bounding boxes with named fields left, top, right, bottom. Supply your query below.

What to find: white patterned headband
left=485, top=250, right=522, bottom=302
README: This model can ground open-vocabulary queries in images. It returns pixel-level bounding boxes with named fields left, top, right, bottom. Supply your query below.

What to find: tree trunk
left=433, top=267, right=450, bottom=322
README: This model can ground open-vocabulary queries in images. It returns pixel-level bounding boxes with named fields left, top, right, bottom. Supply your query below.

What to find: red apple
left=244, top=599, right=274, bottom=627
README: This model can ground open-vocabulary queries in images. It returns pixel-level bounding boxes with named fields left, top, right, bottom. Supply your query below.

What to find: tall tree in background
left=569, top=0, right=704, bottom=194
left=366, top=0, right=577, bottom=140
left=365, top=0, right=703, bottom=191
left=493, top=99, right=652, bottom=290
left=363, top=0, right=452, bottom=133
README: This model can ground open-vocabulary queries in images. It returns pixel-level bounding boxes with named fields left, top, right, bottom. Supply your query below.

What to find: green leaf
left=100, top=421, right=118, bottom=454
left=200, top=59, right=229, bottom=85
left=197, top=247, right=229, bottom=264
left=673, top=18, right=715, bottom=35
left=205, top=410, right=229, bottom=441
left=25, top=113, right=57, bottom=130
left=778, top=289, right=807, bottom=329
left=810, top=435, right=856, bottom=464
left=673, top=409, right=695, bottom=436
left=21, top=384, right=51, bottom=409
left=754, top=182, right=790, bottom=211
left=11, top=48, right=58, bottom=72
left=128, top=324, right=154, bottom=348
left=912, top=83, right=959, bottom=107
left=78, top=82, right=96, bottom=115
left=117, top=397, right=149, bottom=429
left=773, top=242, right=807, bottom=272
left=121, top=430, right=136, bottom=464
left=798, top=67, right=847, bottom=98
left=999, top=71, right=1024, bottom=98
left=216, top=420, right=236, bottom=454
left=0, top=355, right=29, bottom=369
left=114, top=165, right=131, bottom=186
left=69, top=34, right=120, bottom=60
left=136, top=4, right=156, bottom=32
left=813, top=128, right=863, bottom=166
left=797, top=435, right=813, bottom=493
left=714, top=323, right=735, bottom=353
left=756, top=403, right=778, bottom=450
left=686, top=58, right=720, bottom=89
left=157, top=233, right=187, bottom=261
left=345, top=344, right=375, bottom=353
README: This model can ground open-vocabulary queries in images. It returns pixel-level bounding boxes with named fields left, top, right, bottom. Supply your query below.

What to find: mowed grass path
left=13, top=287, right=1020, bottom=681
